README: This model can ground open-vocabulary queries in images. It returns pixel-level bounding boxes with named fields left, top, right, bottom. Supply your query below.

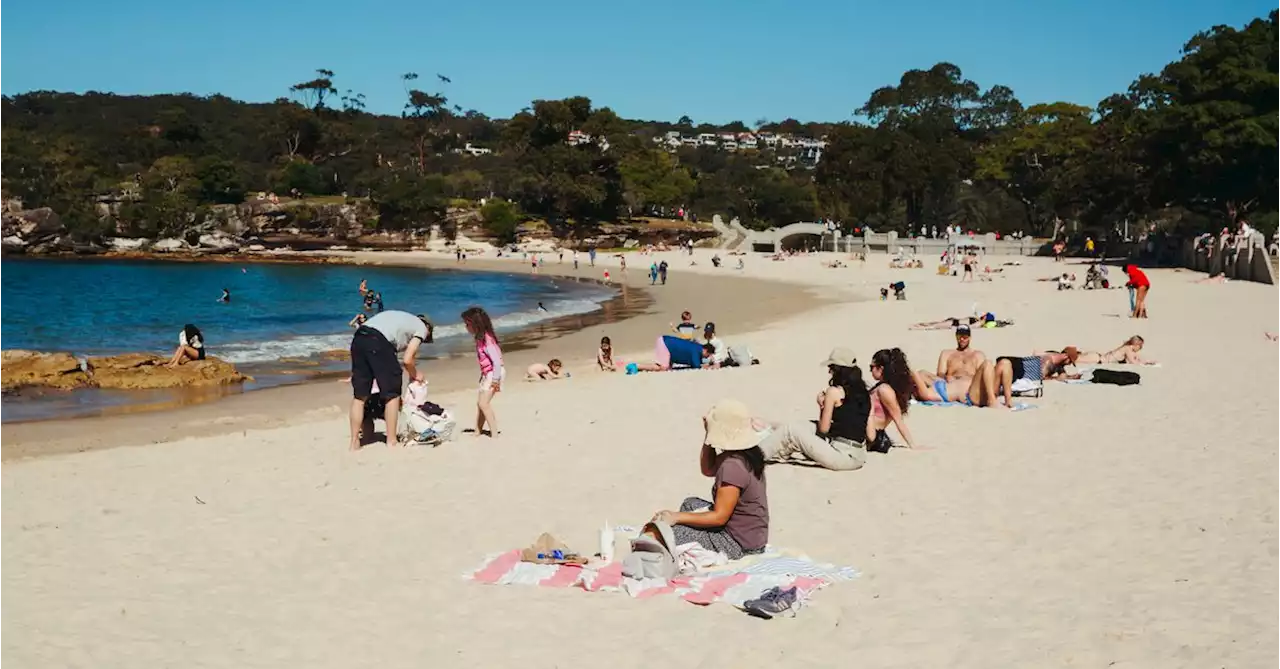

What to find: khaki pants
left=759, top=421, right=866, bottom=471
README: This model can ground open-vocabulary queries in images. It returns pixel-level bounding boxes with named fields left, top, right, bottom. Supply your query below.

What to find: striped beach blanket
left=465, top=549, right=858, bottom=608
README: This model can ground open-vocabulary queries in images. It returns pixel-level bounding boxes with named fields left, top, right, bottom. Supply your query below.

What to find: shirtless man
left=993, top=348, right=1082, bottom=407
left=911, top=324, right=999, bottom=406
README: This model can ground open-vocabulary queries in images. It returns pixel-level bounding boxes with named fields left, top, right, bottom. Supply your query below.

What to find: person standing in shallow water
left=463, top=306, right=504, bottom=438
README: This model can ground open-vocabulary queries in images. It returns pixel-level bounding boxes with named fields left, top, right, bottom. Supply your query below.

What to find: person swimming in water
left=218, top=288, right=231, bottom=303
left=537, top=302, right=548, bottom=313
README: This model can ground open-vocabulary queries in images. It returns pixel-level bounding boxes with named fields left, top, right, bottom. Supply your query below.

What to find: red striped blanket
left=466, top=549, right=847, bottom=608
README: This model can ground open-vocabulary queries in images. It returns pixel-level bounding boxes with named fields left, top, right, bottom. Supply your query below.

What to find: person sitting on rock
left=168, top=324, right=206, bottom=368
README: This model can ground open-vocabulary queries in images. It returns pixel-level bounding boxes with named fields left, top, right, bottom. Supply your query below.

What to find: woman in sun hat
left=650, top=399, right=770, bottom=559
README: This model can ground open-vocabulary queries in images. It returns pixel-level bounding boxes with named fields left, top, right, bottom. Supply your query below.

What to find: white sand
left=4, top=251, right=1277, bottom=667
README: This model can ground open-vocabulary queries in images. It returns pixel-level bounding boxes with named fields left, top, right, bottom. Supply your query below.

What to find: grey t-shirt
left=364, top=310, right=428, bottom=352
left=713, top=454, right=769, bottom=550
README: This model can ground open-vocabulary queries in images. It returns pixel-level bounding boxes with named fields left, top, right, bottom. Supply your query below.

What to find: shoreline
left=1, top=250, right=829, bottom=459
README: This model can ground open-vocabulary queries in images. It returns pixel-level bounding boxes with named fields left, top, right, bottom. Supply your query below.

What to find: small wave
left=216, top=295, right=610, bottom=364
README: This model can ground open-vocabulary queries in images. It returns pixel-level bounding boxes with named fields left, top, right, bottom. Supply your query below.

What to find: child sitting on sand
left=597, top=336, right=618, bottom=371
left=526, top=359, right=569, bottom=380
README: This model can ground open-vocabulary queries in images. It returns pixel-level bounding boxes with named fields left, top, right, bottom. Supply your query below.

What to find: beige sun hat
left=703, top=399, right=764, bottom=451
left=821, top=347, right=858, bottom=368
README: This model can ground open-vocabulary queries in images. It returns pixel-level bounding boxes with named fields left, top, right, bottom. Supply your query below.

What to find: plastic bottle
left=599, top=521, right=615, bottom=562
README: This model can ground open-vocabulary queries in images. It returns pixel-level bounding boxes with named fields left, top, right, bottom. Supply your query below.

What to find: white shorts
left=480, top=370, right=503, bottom=393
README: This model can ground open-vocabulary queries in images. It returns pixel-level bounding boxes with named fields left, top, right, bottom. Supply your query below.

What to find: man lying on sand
left=1074, top=336, right=1158, bottom=365
left=910, top=325, right=999, bottom=407
left=993, top=348, right=1082, bottom=407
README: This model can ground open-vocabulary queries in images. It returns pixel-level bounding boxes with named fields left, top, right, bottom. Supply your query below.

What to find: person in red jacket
left=1124, top=265, right=1150, bottom=318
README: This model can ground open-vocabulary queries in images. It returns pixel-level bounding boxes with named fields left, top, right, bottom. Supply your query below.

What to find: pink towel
left=465, top=550, right=842, bottom=608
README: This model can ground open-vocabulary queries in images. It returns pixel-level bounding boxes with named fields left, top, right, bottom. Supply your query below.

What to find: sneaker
left=743, top=586, right=798, bottom=619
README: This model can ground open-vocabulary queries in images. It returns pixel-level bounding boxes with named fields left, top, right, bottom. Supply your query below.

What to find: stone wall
left=1177, top=233, right=1276, bottom=285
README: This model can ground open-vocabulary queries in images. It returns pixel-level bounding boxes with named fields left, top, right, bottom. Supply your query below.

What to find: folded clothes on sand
left=465, top=546, right=857, bottom=608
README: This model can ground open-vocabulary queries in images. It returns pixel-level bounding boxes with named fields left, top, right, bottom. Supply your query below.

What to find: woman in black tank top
left=818, top=360, right=871, bottom=443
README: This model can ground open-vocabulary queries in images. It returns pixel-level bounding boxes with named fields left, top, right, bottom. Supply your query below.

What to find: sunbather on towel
left=910, top=325, right=999, bottom=407
left=1074, top=335, right=1158, bottom=365
left=910, top=313, right=1012, bottom=330
left=648, top=400, right=770, bottom=560
left=994, top=348, right=1081, bottom=407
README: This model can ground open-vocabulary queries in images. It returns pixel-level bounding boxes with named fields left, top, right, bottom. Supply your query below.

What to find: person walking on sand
left=573, top=250, right=580, bottom=270
left=589, top=247, right=597, bottom=267
left=1124, top=265, right=1150, bottom=318
left=658, top=260, right=668, bottom=285
left=348, top=310, right=434, bottom=451
left=649, top=262, right=659, bottom=285
left=462, top=306, right=504, bottom=438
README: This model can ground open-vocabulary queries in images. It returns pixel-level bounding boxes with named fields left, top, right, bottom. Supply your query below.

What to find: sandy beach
left=3, top=249, right=1277, bottom=667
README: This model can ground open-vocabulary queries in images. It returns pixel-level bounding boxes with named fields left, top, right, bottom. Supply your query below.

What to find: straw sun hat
left=703, top=399, right=764, bottom=451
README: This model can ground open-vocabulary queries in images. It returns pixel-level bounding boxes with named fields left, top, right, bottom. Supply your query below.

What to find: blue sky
left=2, top=0, right=1272, bottom=123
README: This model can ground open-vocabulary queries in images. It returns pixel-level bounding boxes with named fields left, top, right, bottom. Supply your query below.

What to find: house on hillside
left=460, top=142, right=491, bottom=157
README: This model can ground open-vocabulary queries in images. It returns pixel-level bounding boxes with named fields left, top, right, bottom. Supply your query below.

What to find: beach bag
left=727, top=345, right=756, bottom=367
left=1090, top=369, right=1140, bottom=386
left=399, top=407, right=455, bottom=445
left=622, top=521, right=678, bottom=580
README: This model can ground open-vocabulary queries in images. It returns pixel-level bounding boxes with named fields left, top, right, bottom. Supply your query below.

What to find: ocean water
left=1, top=258, right=614, bottom=419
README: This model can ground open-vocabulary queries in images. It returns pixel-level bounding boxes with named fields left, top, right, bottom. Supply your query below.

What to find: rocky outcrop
left=197, top=231, right=240, bottom=252
left=152, top=238, right=187, bottom=252
left=1, top=350, right=250, bottom=392
left=1, top=208, right=68, bottom=253
left=0, top=351, right=89, bottom=391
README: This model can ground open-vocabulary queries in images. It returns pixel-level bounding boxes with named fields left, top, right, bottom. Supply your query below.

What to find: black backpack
left=1091, top=369, right=1140, bottom=386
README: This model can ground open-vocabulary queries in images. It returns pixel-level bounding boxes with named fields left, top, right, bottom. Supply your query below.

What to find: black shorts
left=195, top=347, right=206, bottom=360
left=350, top=327, right=402, bottom=400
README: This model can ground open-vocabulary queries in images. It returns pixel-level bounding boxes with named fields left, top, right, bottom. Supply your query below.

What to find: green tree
left=974, top=102, right=1094, bottom=236
left=195, top=157, right=247, bottom=204
left=619, top=149, right=694, bottom=213
left=480, top=199, right=522, bottom=243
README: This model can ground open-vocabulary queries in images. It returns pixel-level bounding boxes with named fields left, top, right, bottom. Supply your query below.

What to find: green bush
left=480, top=200, right=522, bottom=243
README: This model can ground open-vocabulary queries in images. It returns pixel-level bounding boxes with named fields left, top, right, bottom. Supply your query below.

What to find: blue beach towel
left=915, top=400, right=1038, bottom=412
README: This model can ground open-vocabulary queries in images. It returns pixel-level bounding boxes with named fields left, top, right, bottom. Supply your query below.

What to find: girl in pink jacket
left=462, top=306, right=504, bottom=437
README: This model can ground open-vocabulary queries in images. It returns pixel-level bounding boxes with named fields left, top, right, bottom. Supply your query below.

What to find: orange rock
left=1, top=350, right=250, bottom=391
left=1, top=350, right=89, bottom=391
left=86, top=354, right=251, bottom=390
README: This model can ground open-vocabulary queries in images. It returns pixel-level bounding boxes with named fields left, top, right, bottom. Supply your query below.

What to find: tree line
left=2, top=11, right=1274, bottom=243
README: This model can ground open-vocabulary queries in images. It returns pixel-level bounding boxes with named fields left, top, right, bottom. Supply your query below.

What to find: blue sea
left=1, top=258, right=614, bottom=420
